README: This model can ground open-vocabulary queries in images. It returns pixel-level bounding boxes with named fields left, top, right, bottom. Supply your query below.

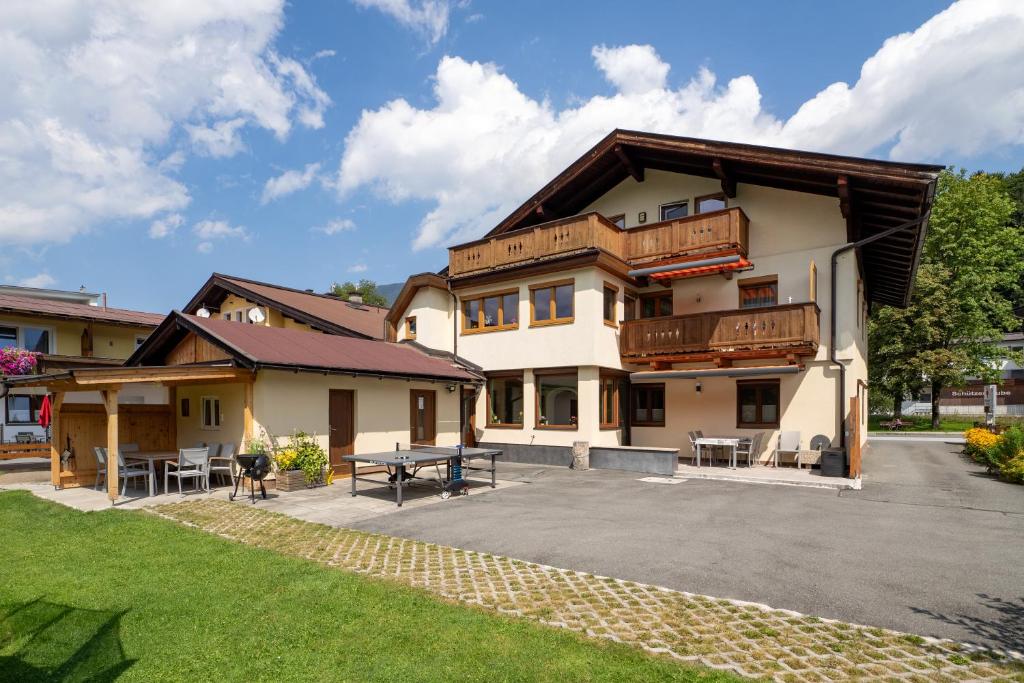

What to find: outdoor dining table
left=125, top=451, right=179, bottom=496
left=694, top=437, right=743, bottom=469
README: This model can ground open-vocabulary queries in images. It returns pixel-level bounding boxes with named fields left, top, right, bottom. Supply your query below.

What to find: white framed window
left=201, top=396, right=221, bottom=430
left=0, top=322, right=54, bottom=353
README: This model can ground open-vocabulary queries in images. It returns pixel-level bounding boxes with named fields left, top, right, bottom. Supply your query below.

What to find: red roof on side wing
left=0, top=292, right=164, bottom=327
left=184, top=314, right=477, bottom=381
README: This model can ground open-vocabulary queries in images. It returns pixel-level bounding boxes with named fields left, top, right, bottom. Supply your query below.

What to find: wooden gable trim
left=164, top=331, right=232, bottom=366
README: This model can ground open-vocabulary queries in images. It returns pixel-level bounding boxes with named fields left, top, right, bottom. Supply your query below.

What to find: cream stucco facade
left=173, top=371, right=461, bottom=472
left=392, top=167, right=870, bottom=463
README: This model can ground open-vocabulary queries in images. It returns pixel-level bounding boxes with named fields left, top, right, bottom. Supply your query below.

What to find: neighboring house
left=183, top=273, right=389, bottom=339
left=0, top=286, right=163, bottom=443
left=4, top=275, right=479, bottom=493
left=921, top=332, right=1024, bottom=416
left=387, top=130, right=941, bottom=470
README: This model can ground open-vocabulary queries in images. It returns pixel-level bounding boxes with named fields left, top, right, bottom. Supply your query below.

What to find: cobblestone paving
left=153, top=500, right=1023, bottom=682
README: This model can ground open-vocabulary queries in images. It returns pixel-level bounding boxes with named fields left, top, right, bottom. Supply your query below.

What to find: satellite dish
left=196, top=307, right=211, bottom=318
left=247, top=307, right=265, bottom=324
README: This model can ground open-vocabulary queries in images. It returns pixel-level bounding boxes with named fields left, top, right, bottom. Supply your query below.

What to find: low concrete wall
left=479, top=442, right=573, bottom=467
left=481, top=442, right=678, bottom=475
left=590, top=446, right=679, bottom=476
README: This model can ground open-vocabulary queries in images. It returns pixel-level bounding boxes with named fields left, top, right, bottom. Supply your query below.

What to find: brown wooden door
left=329, top=390, right=355, bottom=474
left=410, top=389, right=436, bottom=445
left=462, top=387, right=476, bottom=447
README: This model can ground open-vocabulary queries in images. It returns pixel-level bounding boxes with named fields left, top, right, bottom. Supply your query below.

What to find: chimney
left=348, top=291, right=363, bottom=305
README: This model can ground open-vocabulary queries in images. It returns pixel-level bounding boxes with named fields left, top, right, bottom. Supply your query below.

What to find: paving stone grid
left=153, top=500, right=1023, bottom=682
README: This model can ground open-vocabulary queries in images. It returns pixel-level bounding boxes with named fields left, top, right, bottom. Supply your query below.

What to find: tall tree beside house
left=869, top=169, right=1024, bottom=428
left=329, top=279, right=389, bottom=307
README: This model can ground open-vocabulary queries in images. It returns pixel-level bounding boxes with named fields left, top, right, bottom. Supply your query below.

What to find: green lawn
left=868, top=414, right=985, bottom=433
left=0, top=492, right=735, bottom=683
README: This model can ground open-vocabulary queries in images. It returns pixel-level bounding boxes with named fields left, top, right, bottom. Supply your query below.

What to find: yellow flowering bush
left=964, top=427, right=1000, bottom=455
left=274, top=448, right=298, bottom=471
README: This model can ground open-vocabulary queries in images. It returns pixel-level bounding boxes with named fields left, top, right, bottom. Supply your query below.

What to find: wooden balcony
left=619, top=302, right=820, bottom=362
left=448, top=208, right=749, bottom=278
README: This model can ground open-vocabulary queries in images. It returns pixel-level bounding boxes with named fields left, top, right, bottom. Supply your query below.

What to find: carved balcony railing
left=619, top=302, right=820, bottom=360
left=448, top=208, right=749, bottom=278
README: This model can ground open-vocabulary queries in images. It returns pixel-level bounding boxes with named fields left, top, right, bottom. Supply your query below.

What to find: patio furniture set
left=687, top=431, right=823, bottom=469
left=92, top=442, right=239, bottom=497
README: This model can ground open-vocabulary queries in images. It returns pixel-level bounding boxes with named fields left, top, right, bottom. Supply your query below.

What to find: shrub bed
left=964, top=426, right=1024, bottom=484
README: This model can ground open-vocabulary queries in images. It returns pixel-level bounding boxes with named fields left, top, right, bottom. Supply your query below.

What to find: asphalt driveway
left=351, top=439, right=1024, bottom=651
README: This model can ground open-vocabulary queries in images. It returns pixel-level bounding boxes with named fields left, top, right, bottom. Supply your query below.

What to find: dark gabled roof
left=128, top=312, right=479, bottom=383
left=183, top=273, right=388, bottom=340
left=485, top=129, right=942, bottom=307
left=0, top=292, right=164, bottom=327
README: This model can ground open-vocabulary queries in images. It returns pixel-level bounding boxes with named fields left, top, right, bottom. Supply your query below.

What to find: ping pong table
left=342, top=444, right=501, bottom=507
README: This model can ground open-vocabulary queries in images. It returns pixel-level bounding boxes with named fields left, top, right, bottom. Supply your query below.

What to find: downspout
left=830, top=212, right=929, bottom=449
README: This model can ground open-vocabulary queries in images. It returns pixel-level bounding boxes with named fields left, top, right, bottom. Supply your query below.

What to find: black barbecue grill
left=231, top=453, right=270, bottom=504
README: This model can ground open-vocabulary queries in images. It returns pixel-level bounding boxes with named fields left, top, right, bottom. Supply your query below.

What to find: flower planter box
left=276, top=468, right=327, bottom=492
left=276, top=469, right=308, bottom=492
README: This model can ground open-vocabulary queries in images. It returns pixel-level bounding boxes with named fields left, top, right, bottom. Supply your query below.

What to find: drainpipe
left=830, top=212, right=929, bottom=448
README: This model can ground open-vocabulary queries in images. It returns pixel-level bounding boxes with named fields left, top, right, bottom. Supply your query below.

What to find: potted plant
left=273, top=431, right=328, bottom=492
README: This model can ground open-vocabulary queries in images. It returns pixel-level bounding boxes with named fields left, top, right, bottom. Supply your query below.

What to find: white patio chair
left=686, top=431, right=699, bottom=465
left=165, top=447, right=211, bottom=494
left=208, top=442, right=236, bottom=486
left=736, top=432, right=765, bottom=467
left=773, top=431, right=801, bottom=467
left=93, top=447, right=151, bottom=495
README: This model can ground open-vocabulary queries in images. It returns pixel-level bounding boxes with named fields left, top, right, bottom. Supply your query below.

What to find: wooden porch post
left=49, top=392, right=64, bottom=488
left=243, top=381, right=254, bottom=445
left=102, top=388, right=119, bottom=502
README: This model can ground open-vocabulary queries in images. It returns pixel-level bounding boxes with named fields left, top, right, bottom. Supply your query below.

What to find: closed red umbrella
left=38, top=394, right=52, bottom=429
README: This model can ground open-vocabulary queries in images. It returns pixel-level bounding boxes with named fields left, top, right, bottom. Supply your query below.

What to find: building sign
left=939, top=380, right=1024, bottom=406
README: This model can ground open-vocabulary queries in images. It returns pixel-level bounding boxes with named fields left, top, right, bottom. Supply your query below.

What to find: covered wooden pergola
left=5, top=365, right=253, bottom=503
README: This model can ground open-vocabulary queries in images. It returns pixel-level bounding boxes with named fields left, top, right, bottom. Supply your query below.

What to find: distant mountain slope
left=378, top=282, right=404, bottom=307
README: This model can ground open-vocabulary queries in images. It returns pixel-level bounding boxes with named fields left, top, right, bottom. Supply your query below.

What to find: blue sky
left=2, top=0, right=1022, bottom=313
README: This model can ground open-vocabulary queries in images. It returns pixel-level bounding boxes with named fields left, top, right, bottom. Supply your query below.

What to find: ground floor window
left=201, top=396, right=221, bottom=430
left=487, top=372, right=524, bottom=427
left=536, top=370, right=578, bottom=428
left=737, top=380, right=780, bottom=428
left=5, top=394, right=44, bottom=425
left=599, top=374, right=620, bottom=428
left=631, top=384, right=665, bottom=426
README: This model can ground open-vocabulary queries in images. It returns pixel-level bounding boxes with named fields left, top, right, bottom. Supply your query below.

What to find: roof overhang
left=385, top=272, right=449, bottom=332
left=3, top=365, right=253, bottom=392
left=631, top=365, right=801, bottom=381
left=484, top=130, right=942, bottom=308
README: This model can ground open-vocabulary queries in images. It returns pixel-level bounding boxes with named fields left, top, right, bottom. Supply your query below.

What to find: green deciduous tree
left=330, top=279, right=389, bottom=307
left=869, top=169, right=1024, bottom=428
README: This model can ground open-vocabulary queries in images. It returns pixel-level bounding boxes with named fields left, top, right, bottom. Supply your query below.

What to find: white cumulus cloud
left=337, top=0, right=1024, bottom=249
left=17, top=273, right=57, bottom=288
left=347, top=263, right=368, bottom=273
left=149, top=213, right=184, bottom=239
left=352, top=0, right=451, bottom=45
left=314, top=218, right=357, bottom=235
left=0, top=0, right=330, bottom=245
left=261, top=163, right=322, bottom=204
left=193, top=219, right=248, bottom=253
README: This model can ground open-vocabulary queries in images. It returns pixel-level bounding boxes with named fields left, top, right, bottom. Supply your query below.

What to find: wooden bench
left=878, top=419, right=906, bottom=431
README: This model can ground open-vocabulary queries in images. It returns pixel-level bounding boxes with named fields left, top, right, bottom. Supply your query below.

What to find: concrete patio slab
left=0, top=470, right=522, bottom=526
left=676, top=463, right=861, bottom=490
